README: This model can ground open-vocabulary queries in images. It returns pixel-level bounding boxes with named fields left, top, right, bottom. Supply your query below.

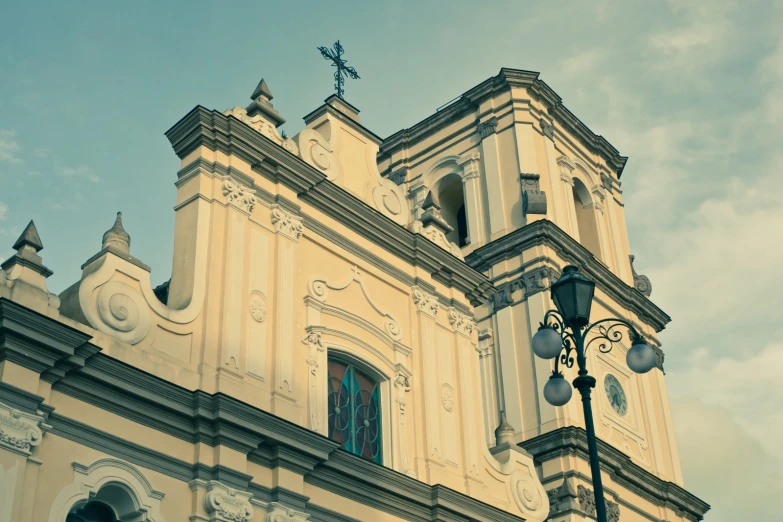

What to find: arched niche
left=49, top=458, right=166, bottom=522
left=432, top=173, right=468, bottom=247
left=571, top=177, right=602, bottom=259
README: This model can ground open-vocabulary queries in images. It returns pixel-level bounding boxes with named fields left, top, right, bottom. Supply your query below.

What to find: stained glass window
left=327, top=358, right=382, bottom=464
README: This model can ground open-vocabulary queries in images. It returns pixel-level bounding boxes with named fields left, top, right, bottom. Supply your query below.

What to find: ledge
left=379, top=68, right=628, bottom=178
left=520, top=427, right=709, bottom=521
left=164, top=106, right=493, bottom=306
left=464, top=220, right=670, bottom=332
left=16, top=341, right=524, bottom=522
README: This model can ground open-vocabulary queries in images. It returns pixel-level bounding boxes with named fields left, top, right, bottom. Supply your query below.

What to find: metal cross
left=317, top=40, right=360, bottom=99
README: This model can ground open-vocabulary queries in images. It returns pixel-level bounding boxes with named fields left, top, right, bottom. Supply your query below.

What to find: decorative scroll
left=94, top=281, right=151, bottom=345
left=412, top=286, right=440, bottom=317
left=221, top=178, right=257, bottom=213
left=307, top=266, right=402, bottom=340
left=203, top=481, right=254, bottom=522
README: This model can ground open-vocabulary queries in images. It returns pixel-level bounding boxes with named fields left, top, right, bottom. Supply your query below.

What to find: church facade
left=0, top=69, right=708, bottom=522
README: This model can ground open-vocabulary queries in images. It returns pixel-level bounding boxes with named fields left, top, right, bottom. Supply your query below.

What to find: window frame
left=325, top=348, right=392, bottom=468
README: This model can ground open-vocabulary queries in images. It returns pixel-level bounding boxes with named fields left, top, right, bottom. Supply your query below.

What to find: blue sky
left=2, top=1, right=782, bottom=519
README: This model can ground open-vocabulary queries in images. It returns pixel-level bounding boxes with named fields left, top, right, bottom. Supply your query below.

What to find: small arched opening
left=434, top=173, right=468, bottom=247
left=571, top=178, right=602, bottom=259
left=65, top=483, right=140, bottom=521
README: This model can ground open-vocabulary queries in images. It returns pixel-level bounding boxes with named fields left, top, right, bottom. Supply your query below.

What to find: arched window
left=66, top=502, right=117, bottom=522
left=327, top=358, right=382, bottom=464
left=435, top=174, right=469, bottom=247
left=571, top=178, right=602, bottom=259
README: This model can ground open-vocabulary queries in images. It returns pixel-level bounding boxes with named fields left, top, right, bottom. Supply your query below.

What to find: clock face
left=604, top=374, right=628, bottom=416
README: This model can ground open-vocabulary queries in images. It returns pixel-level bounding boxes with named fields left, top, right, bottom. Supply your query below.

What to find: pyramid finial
left=102, top=212, right=131, bottom=254
left=245, top=77, right=286, bottom=127
left=250, top=78, right=273, bottom=102
left=494, top=410, right=516, bottom=446
left=13, top=220, right=44, bottom=253
left=1, top=219, right=53, bottom=279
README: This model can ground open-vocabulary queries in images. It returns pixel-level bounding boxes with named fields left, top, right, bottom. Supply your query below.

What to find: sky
left=1, top=1, right=781, bottom=520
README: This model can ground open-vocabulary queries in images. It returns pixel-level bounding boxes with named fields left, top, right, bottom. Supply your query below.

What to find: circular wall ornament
left=604, top=374, right=628, bottom=416
left=249, top=291, right=267, bottom=323
left=441, top=384, right=454, bottom=412
left=510, top=469, right=545, bottom=515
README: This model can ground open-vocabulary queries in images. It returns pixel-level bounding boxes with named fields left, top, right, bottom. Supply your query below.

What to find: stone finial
left=13, top=220, right=44, bottom=253
left=250, top=78, right=273, bottom=102
left=495, top=410, right=516, bottom=446
left=102, top=212, right=131, bottom=254
left=246, top=77, right=286, bottom=127
left=419, top=191, right=452, bottom=234
left=1, top=220, right=52, bottom=278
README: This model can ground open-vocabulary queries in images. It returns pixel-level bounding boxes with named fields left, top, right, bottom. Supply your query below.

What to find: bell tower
left=378, top=68, right=708, bottom=521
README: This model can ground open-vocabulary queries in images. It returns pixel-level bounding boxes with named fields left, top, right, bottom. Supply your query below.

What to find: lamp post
left=531, top=265, right=657, bottom=522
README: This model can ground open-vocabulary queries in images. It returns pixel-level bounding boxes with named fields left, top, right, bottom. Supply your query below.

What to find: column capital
left=477, top=117, right=498, bottom=139
left=203, top=480, right=254, bottom=522
left=412, top=286, right=439, bottom=317
left=0, top=400, right=50, bottom=457
left=270, top=205, right=303, bottom=242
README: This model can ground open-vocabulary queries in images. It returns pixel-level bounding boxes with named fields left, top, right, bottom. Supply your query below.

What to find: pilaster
left=457, top=151, right=485, bottom=246
left=270, top=205, right=303, bottom=421
left=477, top=118, right=507, bottom=237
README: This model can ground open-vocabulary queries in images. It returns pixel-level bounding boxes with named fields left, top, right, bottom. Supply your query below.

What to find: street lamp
left=531, top=265, right=657, bottom=522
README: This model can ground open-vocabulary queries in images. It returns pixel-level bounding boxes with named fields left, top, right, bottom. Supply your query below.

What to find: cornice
left=520, top=427, right=710, bottom=521
left=379, top=68, right=628, bottom=178
left=0, top=298, right=94, bottom=375
left=165, top=107, right=493, bottom=306
left=464, top=220, right=670, bottom=332
left=31, top=347, right=521, bottom=522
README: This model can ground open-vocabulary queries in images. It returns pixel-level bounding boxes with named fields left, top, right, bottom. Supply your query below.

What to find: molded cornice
left=379, top=68, right=628, bottom=178
left=465, top=220, right=670, bottom=332
left=0, top=298, right=94, bottom=376
left=0, top=312, right=522, bottom=522
left=165, top=107, right=493, bottom=306
left=520, top=427, right=710, bottom=521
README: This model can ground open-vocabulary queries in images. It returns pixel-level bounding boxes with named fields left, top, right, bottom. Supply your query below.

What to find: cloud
left=561, top=50, right=604, bottom=77
left=0, top=129, right=22, bottom=163
left=0, top=202, right=7, bottom=221
left=669, top=343, right=783, bottom=457
left=671, top=397, right=783, bottom=522
left=58, top=165, right=99, bottom=183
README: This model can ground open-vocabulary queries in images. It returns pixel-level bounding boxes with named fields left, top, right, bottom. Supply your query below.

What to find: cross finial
left=317, top=40, right=360, bottom=99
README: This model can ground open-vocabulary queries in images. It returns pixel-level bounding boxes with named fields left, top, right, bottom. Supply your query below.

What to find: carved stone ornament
left=222, top=178, right=257, bottom=214
left=0, top=401, right=49, bottom=455
left=265, top=502, right=310, bottom=522
left=271, top=206, right=304, bottom=242
left=308, top=266, right=402, bottom=340
left=510, top=469, right=546, bottom=517
left=547, top=480, right=578, bottom=519
left=389, top=168, right=407, bottom=186
left=440, top=384, right=454, bottom=412
left=203, top=481, right=254, bottom=522
left=601, top=172, right=614, bottom=192
left=577, top=485, right=620, bottom=521
left=629, top=255, right=652, bottom=297
left=249, top=291, right=267, bottom=322
left=447, top=309, right=476, bottom=336
left=540, top=118, right=554, bottom=140
left=394, top=372, right=411, bottom=391
left=478, top=117, right=498, bottom=139
left=94, top=280, right=152, bottom=345
left=407, top=220, right=464, bottom=259
left=489, top=267, right=552, bottom=313
left=412, top=286, right=439, bottom=317
left=223, top=106, right=299, bottom=156
left=520, top=173, right=547, bottom=215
